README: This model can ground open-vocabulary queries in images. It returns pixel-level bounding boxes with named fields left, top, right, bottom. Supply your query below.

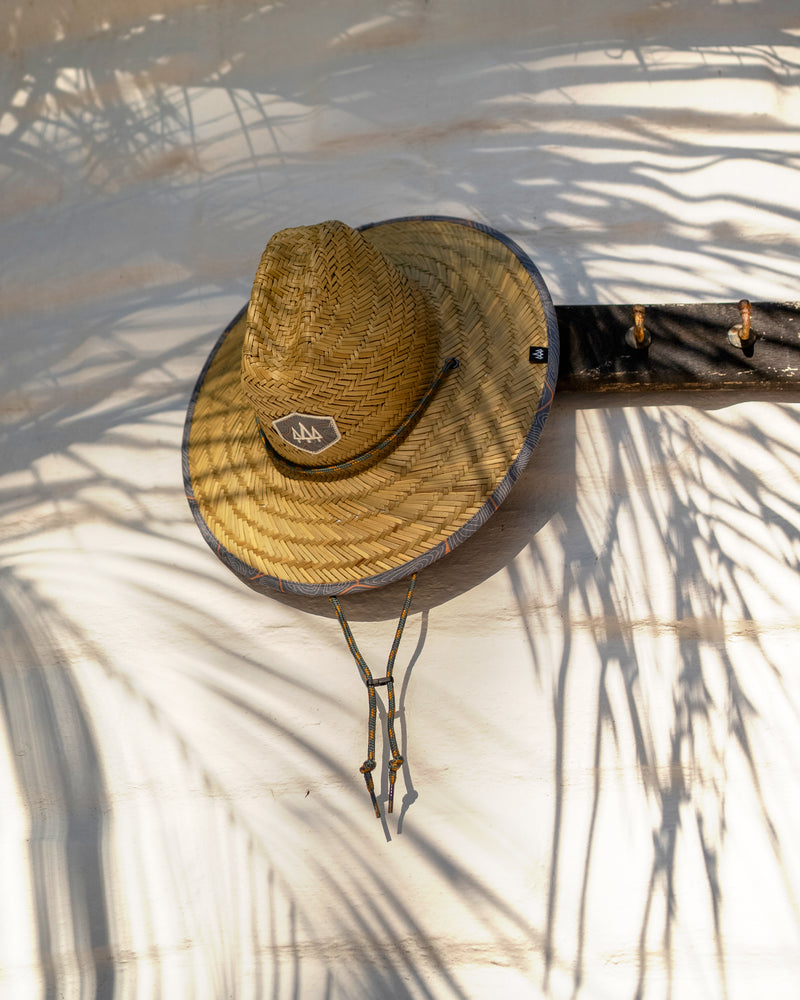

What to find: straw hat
left=183, top=216, right=558, bottom=596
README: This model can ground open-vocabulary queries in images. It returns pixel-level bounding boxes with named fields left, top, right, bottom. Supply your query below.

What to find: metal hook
left=625, top=304, right=651, bottom=350
left=727, top=299, right=755, bottom=352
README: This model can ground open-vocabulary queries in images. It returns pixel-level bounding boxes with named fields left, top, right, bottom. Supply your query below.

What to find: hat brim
left=182, top=216, right=559, bottom=596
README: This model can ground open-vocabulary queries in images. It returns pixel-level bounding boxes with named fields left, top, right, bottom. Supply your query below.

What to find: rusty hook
left=625, top=303, right=651, bottom=350
left=728, top=298, right=755, bottom=352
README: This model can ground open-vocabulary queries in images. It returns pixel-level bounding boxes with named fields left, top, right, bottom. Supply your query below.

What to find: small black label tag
left=529, top=346, right=549, bottom=364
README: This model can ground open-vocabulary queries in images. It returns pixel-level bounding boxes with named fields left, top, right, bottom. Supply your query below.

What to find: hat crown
left=242, top=221, right=440, bottom=468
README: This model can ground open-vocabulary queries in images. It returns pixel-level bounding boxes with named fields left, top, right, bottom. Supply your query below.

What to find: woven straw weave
left=243, top=221, right=440, bottom=467
left=186, top=217, right=553, bottom=591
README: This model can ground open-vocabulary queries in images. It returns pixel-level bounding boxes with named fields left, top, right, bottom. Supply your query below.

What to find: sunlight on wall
left=2, top=2, right=800, bottom=998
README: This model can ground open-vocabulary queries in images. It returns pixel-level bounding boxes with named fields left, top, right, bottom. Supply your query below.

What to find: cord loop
left=330, top=573, right=417, bottom=817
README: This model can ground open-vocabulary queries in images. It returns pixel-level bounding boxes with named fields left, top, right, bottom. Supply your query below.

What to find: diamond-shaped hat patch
left=272, top=412, right=342, bottom=454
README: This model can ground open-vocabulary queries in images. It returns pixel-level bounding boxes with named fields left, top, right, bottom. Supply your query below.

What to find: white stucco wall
left=2, top=2, right=800, bottom=998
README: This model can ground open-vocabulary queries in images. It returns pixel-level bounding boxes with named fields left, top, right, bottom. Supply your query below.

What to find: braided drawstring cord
left=330, top=573, right=417, bottom=818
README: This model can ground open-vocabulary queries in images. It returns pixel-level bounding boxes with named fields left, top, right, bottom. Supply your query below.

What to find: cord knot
left=330, top=573, right=417, bottom=818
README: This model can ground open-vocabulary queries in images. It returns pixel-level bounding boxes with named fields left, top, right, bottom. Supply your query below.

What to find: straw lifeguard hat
left=183, top=216, right=558, bottom=596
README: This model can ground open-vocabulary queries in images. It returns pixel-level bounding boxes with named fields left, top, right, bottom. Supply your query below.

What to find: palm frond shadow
left=520, top=394, right=800, bottom=998
left=2, top=562, right=514, bottom=999
left=0, top=572, right=115, bottom=999
left=0, top=567, right=305, bottom=998
left=2, top=2, right=800, bottom=996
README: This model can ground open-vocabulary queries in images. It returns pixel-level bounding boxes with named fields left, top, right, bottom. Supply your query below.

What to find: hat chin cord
left=330, top=574, right=417, bottom=818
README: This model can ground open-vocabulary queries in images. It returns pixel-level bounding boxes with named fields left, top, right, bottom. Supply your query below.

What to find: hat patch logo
left=272, top=412, right=342, bottom=454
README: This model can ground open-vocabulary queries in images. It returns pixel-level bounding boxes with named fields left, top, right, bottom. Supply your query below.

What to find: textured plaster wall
left=1, top=2, right=800, bottom=998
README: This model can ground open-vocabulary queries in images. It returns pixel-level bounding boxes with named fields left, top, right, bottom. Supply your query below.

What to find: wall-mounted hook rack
left=554, top=301, right=800, bottom=392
